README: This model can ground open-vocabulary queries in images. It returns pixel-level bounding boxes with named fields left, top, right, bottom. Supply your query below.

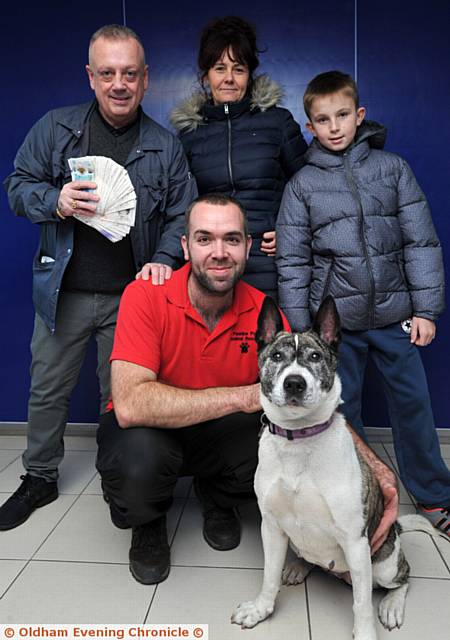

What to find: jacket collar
left=170, top=75, right=284, bottom=132
left=54, top=100, right=164, bottom=151
left=305, top=120, right=387, bottom=169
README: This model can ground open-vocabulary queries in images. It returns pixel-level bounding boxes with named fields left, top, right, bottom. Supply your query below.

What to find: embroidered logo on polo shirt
left=231, top=330, right=255, bottom=355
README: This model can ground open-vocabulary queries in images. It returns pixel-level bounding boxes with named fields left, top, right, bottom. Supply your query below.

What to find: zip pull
left=224, top=104, right=229, bottom=115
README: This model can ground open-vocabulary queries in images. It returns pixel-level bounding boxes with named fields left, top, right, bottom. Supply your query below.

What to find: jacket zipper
left=224, top=104, right=236, bottom=195
left=343, top=154, right=376, bottom=328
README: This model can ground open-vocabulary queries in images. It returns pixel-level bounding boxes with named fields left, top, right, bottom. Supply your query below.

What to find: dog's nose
left=283, top=375, right=306, bottom=395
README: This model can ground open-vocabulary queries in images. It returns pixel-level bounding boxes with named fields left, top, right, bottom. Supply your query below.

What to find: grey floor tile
left=0, top=435, right=26, bottom=450
left=0, top=450, right=21, bottom=473
left=433, top=535, right=450, bottom=572
left=0, top=560, right=155, bottom=623
left=58, top=451, right=97, bottom=493
left=307, top=571, right=354, bottom=639
left=438, top=443, right=450, bottom=458
left=81, top=472, right=103, bottom=494
left=0, top=451, right=97, bottom=495
left=307, top=571, right=450, bottom=639
left=0, top=559, right=27, bottom=597
left=373, top=577, right=450, bottom=638
left=35, top=495, right=186, bottom=563
left=0, top=494, right=77, bottom=560
left=34, top=495, right=130, bottom=564
left=172, top=499, right=264, bottom=569
left=148, top=565, right=309, bottom=639
left=400, top=530, right=449, bottom=578
left=63, top=435, right=97, bottom=451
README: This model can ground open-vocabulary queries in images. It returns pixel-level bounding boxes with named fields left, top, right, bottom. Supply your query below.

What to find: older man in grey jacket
left=1, top=24, right=196, bottom=531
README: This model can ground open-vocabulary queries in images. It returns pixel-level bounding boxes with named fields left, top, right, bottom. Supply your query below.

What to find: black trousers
left=96, top=410, right=261, bottom=527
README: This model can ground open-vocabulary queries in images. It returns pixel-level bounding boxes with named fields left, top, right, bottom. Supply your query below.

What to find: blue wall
left=1, top=1, right=449, bottom=427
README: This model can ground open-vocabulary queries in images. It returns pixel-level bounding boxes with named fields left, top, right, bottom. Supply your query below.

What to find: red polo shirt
left=110, top=262, right=289, bottom=389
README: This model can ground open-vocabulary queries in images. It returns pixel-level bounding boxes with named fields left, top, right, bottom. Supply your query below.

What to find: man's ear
left=181, top=235, right=189, bottom=262
left=312, top=295, right=341, bottom=352
left=86, top=65, right=95, bottom=90
left=256, top=296, right=284, bottom=351
left=246, top=234, right=252, bottom=259
left=143, top=65, right=149, bottom=92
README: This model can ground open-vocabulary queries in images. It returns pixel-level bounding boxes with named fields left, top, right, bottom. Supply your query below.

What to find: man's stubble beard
left=191, top=262, right=245, bottom=297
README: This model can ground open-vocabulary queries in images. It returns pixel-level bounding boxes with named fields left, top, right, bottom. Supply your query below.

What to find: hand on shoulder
left=136, top=263, right=173, bottom=285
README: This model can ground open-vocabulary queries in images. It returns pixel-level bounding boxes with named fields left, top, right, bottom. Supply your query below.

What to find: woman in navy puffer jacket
left=171, top=16, right=307, bottom=298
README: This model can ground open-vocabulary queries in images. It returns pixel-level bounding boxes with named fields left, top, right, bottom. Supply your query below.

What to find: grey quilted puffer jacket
left=276, top=121, right=445, bottom=331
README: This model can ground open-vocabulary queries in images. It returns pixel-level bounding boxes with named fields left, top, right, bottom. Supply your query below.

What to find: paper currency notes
left=68, top=156, right=137, bottom=242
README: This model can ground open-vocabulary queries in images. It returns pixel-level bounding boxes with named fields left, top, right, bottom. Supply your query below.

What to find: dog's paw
left=231, top=599, right=274, bottom=628
left=282, top=558, right=312, bottom=585
left=378, top=586, right=408, bottom=630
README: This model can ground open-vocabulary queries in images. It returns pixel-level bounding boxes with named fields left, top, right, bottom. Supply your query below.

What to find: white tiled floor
left=0, top=433, right=449, bottom=638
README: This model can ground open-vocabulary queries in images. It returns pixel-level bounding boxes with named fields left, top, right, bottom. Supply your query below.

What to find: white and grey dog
left=232, top=296, right=436, bottom=640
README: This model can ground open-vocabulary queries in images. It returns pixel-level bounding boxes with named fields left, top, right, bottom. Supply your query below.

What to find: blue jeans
left=338, top=322, right=450, bottom=506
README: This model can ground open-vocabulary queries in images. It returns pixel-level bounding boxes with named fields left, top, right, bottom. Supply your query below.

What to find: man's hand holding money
left=57, top=181, right=99, bottom=219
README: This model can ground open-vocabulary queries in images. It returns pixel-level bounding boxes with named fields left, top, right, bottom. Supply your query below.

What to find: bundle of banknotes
left=68, top=156, right=137, bottom=242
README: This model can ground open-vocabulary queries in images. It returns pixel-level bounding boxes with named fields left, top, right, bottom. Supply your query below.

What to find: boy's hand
left=410, top=317, right=436, bottom=346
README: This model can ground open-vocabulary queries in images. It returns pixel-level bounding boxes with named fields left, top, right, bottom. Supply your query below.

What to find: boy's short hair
left=303, top=71, right=359, bottom=119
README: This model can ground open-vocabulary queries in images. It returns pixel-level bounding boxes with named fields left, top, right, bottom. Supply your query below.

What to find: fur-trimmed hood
left=170, top=75, right=283, bottom=133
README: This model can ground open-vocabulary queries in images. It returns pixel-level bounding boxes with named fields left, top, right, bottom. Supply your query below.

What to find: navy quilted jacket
left=276, top=121, right=445, bottom=331
left=171, top=76, right=308, bottom=297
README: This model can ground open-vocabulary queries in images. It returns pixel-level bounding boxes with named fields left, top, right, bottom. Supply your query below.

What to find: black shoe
left=203, top=506, right=241, bottom=551
left=129, top=516, right=170, bottom=584
left=101, top=480, right=130, bottom=530
left=0, top=474, right=58, bottom=531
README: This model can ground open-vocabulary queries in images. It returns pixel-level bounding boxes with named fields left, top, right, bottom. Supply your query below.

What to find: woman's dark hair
left=198, top=16, right=261, bottom=86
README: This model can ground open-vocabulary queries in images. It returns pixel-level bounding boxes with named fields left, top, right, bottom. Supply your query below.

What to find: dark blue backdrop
left=1, top=1, right=449, bottom=427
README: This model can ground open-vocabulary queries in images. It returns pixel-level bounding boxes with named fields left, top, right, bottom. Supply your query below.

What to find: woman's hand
left=261, top=230, right=276, bottom=255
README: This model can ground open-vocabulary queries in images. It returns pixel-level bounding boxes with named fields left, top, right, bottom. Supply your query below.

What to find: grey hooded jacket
left=171, top=76, right=307, bottom=297
left=4, top=101, right=197, bottom=331
left=276, top=121, right=445, bottom=331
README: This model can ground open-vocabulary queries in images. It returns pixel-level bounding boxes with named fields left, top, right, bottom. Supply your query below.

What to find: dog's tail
left=397, top=514, right=443, bottom=539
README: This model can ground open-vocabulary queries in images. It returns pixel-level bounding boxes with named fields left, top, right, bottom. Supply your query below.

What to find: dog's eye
left=309, top=351, right=322, bottom=362
left=271, top=351, right=283, bottom=362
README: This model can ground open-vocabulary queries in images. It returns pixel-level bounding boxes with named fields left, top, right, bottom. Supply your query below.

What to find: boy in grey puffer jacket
left=276, top=71, right=450, bottom=536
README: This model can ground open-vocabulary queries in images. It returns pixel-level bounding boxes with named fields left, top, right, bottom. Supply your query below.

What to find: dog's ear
left=256, top=296, right=284, bottom=351
left=313, top=296, right=341, bottom=351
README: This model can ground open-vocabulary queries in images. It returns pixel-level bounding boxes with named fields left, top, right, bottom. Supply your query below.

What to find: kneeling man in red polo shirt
left=96, top=193, right=289, bottom=585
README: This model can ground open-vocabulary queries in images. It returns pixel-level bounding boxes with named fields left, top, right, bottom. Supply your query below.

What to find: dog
left=231, top=296, right=437, bottom=640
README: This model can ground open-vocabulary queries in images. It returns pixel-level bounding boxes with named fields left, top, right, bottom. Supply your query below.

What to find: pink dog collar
left=262, top=413, right=334, bottom=440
